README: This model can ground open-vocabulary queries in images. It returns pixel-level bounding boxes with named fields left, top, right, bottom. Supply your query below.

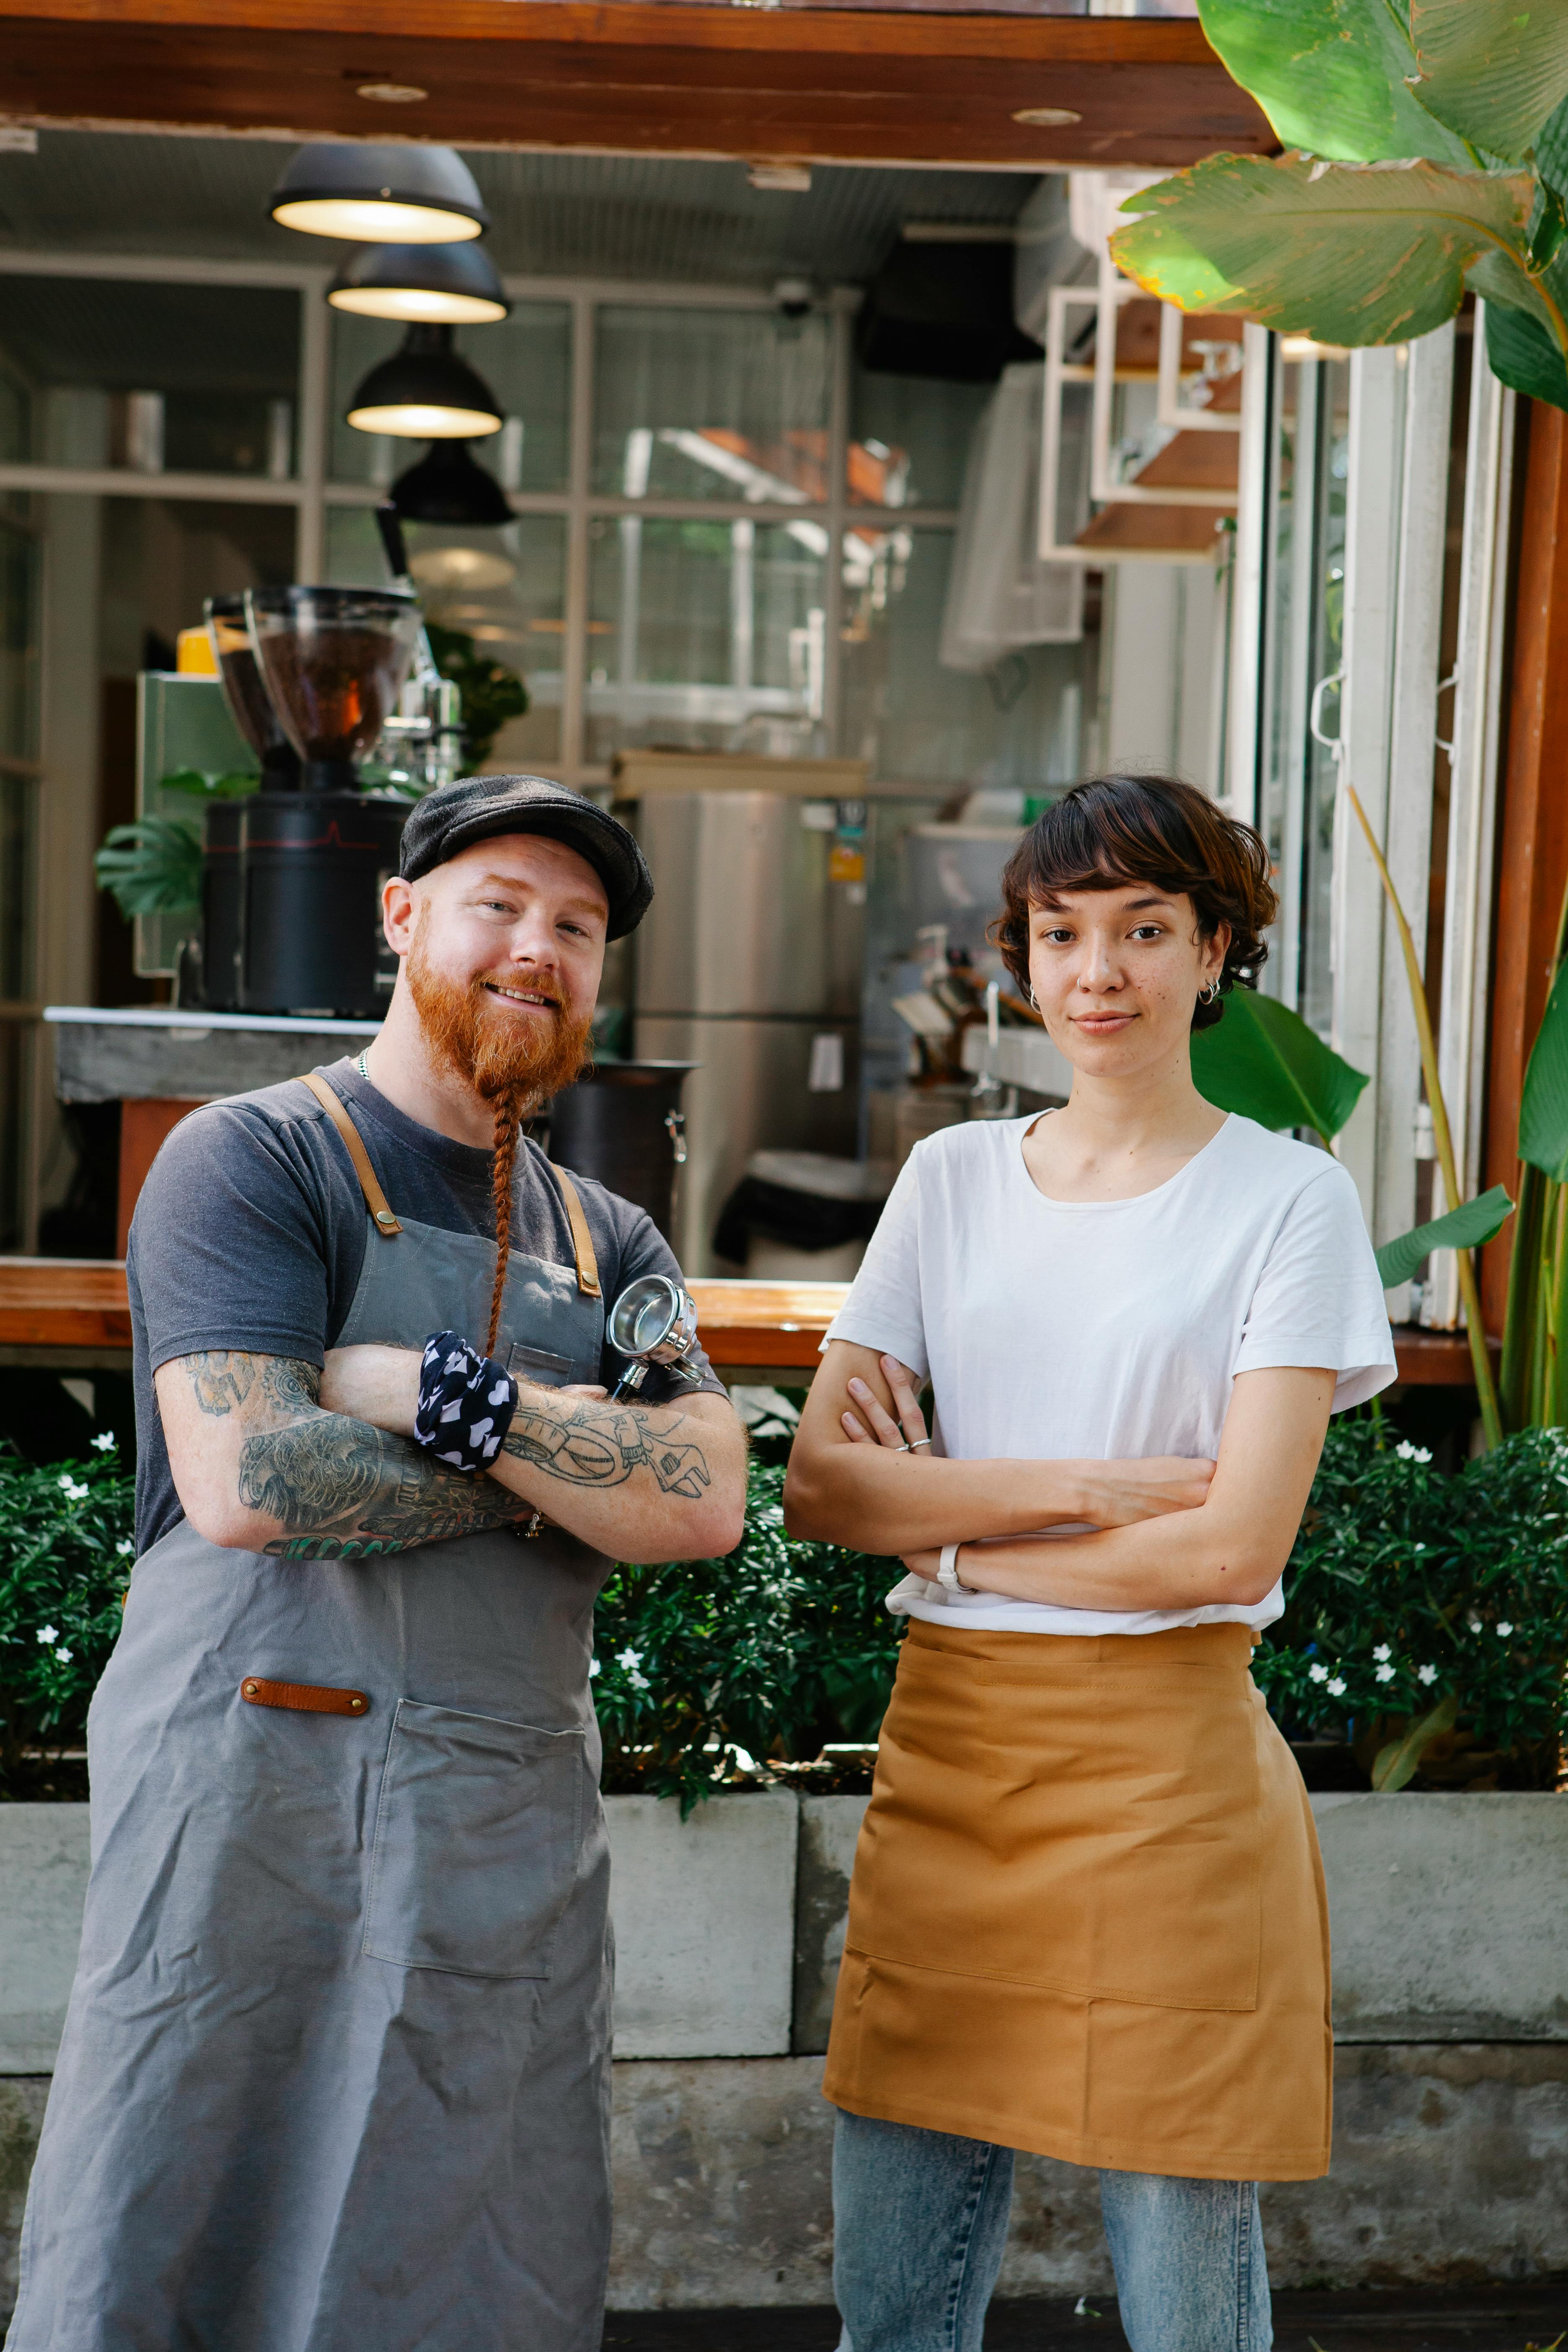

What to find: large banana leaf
left=1191, top=987, right=1367, bottom=1138
left=1111, top=156, right=1537, bottom=348
left=1538, top=91, right=1568, bottom=200
left=1198, top=0, right=1471, bottom=165
left=1407, top=0, right=1568, bottom=164
left=1519, top=960, right=1568, bottom=1179
left=1485, top=296, right=1568, bottom=408
left=1373, top=1183, right=1515, bottom=1290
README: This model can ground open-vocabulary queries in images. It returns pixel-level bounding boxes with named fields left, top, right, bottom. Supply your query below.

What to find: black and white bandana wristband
left=413, top=1331, right=518, bottom=1474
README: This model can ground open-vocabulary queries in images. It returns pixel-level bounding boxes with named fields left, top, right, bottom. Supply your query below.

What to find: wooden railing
left=0, top=1259, right=1493, bottom=1385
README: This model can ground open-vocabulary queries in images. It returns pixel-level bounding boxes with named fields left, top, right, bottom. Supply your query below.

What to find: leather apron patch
left=241, top=1677, right=369, bottom=1717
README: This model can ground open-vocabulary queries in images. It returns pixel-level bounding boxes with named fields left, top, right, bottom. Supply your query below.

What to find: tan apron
left=823, top=1618, right=1333, bottom=2183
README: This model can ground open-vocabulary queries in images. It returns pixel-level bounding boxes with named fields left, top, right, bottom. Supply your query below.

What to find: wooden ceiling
left=0, top=0, right=1273, bottom=171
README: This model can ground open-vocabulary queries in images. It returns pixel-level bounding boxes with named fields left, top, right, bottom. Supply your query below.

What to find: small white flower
left=1496, top=1621, right=1514, bottom=1638
left=1327, top=1676, right=1347, bottom=1697
left=1468, top=1615, right=1483, bottom=1633
left=1395, top=1441, right=1431, bottom=1464
left=589, top=1659, right=601, bottom=1678
left=54, top=1647, right=72, bottom=1664
left=1375, top=1663, right=1395, bottom=1684
left=57, top=1478, right=88, bottom=1502
left=615, top=1648, right=643, bottom=1672
left=1308, top=1663, right=1329, bottom=1684
left=628, top=1669, right=651, bottom=1692
left=36, top=1624, right=58, bottom=1645
left=115, top=1539, right=134, bottom=1558
left=90, top=1431, right=115, bottom=1452
left=1417, top=1664, right=1438, bottom=1686
left=1373, top=1643, right=1392, bottom=1662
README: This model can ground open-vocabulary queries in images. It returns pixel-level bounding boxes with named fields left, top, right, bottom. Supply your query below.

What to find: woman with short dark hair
left=784, top=774, right=1395, bottom=2352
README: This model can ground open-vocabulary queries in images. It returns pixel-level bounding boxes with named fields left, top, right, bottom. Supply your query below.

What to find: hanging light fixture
left=391, top=439, right=513, bottom=525
left=268, top=142, right=489, bottom=243
left=346, top=323, right=504, bottom=438
left=328, top=241, right=510, bottom=325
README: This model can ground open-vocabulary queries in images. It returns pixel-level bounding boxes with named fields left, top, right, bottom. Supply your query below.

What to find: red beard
left=406, top=910, right=594, bottom=1111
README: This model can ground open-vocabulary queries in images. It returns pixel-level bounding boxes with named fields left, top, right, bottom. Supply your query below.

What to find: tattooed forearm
left=501, top=1397, right=712, bottom=1503
left=183, top=1351, right=263, bottom=1416
left=240, top=1413, right=527, bottom=1558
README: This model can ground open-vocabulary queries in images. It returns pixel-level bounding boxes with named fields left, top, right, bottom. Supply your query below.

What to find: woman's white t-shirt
left=822, top=1111, right=1397, bottom=1638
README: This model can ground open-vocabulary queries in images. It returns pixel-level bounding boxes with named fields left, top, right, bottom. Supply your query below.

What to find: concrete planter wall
left=4, top=1789, right=1567, bottom=2316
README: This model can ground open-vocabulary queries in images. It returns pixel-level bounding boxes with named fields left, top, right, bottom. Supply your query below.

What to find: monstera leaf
left=1406, top=0, right=1568, bottom=163
left=1191, top=987, right=1367, bottom=1139
left=1373, top=1184, right=1515, bottom=1291
left=1112, top=155, right=1542, bottom=348
left=1198, top=0, right=1472, bottom=164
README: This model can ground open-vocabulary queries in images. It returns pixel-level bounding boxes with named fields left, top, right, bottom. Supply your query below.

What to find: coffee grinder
left=240, top=585, right=421, bottom=1016
left=204, top=592, right=302, bottom=1011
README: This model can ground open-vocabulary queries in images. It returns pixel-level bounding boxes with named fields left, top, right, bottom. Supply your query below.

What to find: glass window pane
left=839, top=524, right=1089, bottom=789
left=1297, top=358, right=1351, bottom=1040
left=593, top=307, right=831, bottom=500
left=328, top=306, right=571, bottom=494
left=324, top=507, right=565, bottom=769
left=0, top=513, right=41, bottom=765
left=0, top=775, right=35, bottom=1003
left=848, top=371, right=991, bottom=510
left=0, top=277, right=300, bottom=477
left=585, top=516, right=825, bottom=763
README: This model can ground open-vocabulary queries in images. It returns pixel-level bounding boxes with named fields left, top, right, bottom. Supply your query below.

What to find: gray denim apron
left=9, top=1084, right=616, bottom=2352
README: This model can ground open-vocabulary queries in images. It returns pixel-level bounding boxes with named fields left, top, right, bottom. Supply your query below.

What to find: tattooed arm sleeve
left=154, top=1349, right=537, bottom=1557
left=487, top=1385, right=749, bottom=1565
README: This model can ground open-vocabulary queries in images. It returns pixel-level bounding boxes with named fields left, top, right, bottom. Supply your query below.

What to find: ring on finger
left=907, top=1437, right=932, bottom=1451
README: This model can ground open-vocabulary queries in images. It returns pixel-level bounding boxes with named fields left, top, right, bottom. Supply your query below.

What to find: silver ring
left=907, top=1437, right=933, bottom=1451
left=894, top=1440, right=913, bottom=1452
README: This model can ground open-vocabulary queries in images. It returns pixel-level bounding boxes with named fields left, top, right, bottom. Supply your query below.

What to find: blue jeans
left=832, top=2112, right=1271, bottom=2352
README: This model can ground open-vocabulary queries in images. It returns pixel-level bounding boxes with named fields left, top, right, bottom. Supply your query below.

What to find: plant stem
left=1501, top=1159, right=1547, bottom=1431
left=1344, top=784, right=1504, bottom=1447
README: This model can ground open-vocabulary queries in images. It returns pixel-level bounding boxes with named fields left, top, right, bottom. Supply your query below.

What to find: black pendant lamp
left=346, top=323, right=504, bottom=439
left=391, top=439, right=512, bottom=525
left=328, top=240, right=510, bottom=325
left=268, top=143, right=489, bottom=244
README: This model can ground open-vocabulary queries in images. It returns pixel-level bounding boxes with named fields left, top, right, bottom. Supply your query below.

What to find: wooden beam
left=1481, top=402, right=1568, bottom=1333
left=0, top=0, right=1274, bottom=168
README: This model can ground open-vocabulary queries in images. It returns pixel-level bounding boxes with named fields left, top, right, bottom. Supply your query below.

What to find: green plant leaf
left=1485, top=281, right=1568, bottom=406
left=1373, top=1183, right=1515, bottom=1290
left=159, top=766, right=258, bottom=800
left=93, top=817, right=202, bottom=918
left=1372, top=1690, right=1460, bottom=1791
left=1199, top=0, right=1472, bottom=163
left=1519, top=960, right=1568, bottom=1178
left=1407, top=0, right=1568, bottom=162
left=1112, top=155, right=1539, bottom=348
left=1191, top=987, right=1369, bottom=1137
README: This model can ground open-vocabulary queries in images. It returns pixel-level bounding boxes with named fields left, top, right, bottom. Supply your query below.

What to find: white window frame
left=0, top=250, right=954, bottom=795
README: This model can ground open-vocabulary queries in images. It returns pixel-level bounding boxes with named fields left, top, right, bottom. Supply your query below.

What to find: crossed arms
left=155, top=1346, right=747, bottom=1563
left=782, top=1341, right=1335, bottom=1612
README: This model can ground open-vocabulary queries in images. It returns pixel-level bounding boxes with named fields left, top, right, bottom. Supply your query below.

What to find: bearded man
left=10, top=776, right=747, bottom=2352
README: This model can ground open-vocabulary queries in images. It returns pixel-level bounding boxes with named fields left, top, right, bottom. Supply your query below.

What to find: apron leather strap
left=297, top=1072, right=402, bottom=1238
left=550, top=1164, right=602, bottom=1300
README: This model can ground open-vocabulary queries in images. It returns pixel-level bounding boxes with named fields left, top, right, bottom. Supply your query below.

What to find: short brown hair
left=994, top=774, right=1277, bottom=1032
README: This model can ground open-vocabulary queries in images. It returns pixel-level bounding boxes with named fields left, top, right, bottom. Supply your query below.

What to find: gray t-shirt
left=127, top=1057, right=724, bottom=1552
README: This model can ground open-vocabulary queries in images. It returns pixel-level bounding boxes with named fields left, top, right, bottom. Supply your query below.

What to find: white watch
left=936, top=1542, right=973, bottom=1595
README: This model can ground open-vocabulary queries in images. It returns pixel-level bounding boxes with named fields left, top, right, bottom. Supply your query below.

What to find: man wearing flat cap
left=11, top=778, right=748, bottom=2352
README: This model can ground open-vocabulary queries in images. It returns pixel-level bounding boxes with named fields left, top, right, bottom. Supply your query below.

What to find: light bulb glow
left=271, top=197, right=482, bottom=242
left=328, top=286, right=508, bottom=324
left=347, top=401, right=503, bottom=439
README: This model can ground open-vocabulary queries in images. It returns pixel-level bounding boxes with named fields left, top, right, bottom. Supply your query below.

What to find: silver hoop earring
left=1027, top=985, right=1038, bottom=1010
left=1200, top=979, right=1222, bottom=1006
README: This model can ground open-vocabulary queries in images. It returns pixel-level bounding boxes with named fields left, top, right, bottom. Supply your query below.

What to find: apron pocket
left=363, top=1697, right=587, bottom=1980
left=508, top=1342, right=576, bottom=1388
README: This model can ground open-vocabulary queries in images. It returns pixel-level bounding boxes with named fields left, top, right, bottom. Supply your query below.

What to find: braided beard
left=405, top=907, right=594, bottom=1357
